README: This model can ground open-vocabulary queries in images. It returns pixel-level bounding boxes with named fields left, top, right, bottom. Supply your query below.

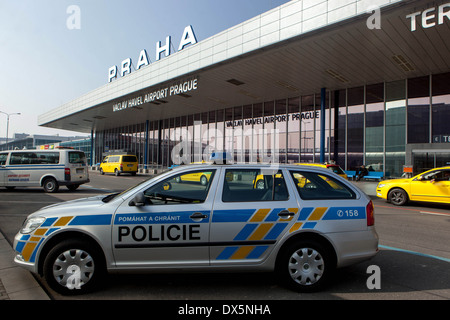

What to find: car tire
left=388, top=188, right=408, bottom=206
left=276, top=240, right=334, bottom=292
left=43, top=239, right=105, bottom=295
left=43, top=178, right=59, bottom=193
left=114, top=169, right=120, bottom=176
left=100, top=168, right=104, bottom=175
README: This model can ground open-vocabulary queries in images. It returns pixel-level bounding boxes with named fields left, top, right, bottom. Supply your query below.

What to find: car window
left=10, top=152, right=38, bottom=165
left=327, top=165, right=345, bottom=175
left=222, top=169, right=289, bottom=202
left=143, top=170, right=216, bottom=205
left=36, top=152, right=60, bottom=164
left=123, top=156, right=137, bottom=162
left=422, top=169, right=450, bottom=181
left=290, top=170, right=356, bottom=200
left=69, top=151, right=86, bottom=164
left=0, top=153, right=7, bottom=165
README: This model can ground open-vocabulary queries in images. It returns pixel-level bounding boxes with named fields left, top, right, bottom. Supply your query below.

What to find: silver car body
left=13, top=164, right=378, bottom=278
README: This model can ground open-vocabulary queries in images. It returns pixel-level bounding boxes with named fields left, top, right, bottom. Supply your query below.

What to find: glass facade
left=94, top=72, right=450, bottom=178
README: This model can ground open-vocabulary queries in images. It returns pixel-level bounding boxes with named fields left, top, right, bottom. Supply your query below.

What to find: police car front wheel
left=43, top=239, right=105, bottom=295
left=277, top=240, right=333, bottom=292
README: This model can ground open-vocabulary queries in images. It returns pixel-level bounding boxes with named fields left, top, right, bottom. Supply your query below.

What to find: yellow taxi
left=294, top=163, right=348, bottom=180
left=376, top=166, right=450, bottom=206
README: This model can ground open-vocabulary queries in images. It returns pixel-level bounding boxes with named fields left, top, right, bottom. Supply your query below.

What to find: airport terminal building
left=39, top=0, right=450, bottom=177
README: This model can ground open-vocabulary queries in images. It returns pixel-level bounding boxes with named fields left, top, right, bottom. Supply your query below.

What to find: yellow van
left=99, top=154, right=138, bottom=176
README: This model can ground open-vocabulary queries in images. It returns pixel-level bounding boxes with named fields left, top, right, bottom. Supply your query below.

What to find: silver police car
left=14, top=164, right=378, bottom=295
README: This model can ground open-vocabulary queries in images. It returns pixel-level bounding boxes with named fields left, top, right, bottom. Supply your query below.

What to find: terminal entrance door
left=413, top=151, right=450, bottom=175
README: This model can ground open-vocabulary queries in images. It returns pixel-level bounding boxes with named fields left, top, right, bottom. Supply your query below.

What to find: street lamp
left=0, top=111, right=21, bottom=150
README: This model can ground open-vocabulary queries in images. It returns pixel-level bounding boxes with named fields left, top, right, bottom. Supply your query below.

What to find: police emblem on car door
left=112, top=169, right=218, bottom=268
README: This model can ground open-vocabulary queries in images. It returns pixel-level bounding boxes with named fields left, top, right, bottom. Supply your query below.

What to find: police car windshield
left=101, top=170, right=172, bottom=203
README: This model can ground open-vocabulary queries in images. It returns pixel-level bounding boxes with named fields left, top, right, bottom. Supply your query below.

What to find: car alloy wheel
left=388, top=188, right=408, bottom=206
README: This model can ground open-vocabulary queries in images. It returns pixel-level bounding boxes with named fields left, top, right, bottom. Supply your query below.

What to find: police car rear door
left=112, top=167, right=219, bottom=268
left=288, top=168, right=367, bottom=232
left=210, top=166, right=299, bottom=265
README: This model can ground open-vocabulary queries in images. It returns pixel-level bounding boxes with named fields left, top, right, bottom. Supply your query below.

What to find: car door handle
left=190, top=212, right=208, bottom=220
left=278, top=210, right=295, bottom=218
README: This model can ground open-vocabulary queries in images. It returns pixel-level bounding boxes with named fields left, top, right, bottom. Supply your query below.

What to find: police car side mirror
left=129, top=192, right=146, bottom=207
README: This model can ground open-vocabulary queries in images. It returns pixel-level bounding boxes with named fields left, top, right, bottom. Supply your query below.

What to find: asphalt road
left=0, top=170, right=449, bottom=300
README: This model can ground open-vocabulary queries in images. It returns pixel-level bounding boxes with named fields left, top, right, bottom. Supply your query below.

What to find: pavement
left=0, top=231, right=50, bottom=300
left=0, top=179, right=378, bottom=300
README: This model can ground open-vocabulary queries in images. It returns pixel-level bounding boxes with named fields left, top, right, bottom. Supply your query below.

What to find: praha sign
left=112, top=78, right=198, bottom=112
left=108, top=25, right=197, bottom=83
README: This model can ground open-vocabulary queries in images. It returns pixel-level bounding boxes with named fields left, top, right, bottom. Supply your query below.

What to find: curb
left=0, top=230, right=50, bottom=300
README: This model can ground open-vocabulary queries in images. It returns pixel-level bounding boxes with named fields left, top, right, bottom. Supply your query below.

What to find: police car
left=13, top=164, right=378, bottom=295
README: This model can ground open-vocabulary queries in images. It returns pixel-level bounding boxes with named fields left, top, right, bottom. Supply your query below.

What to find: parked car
left=294, top=162, right=348, bottom=180
left=14, top=164, right=378, bottom=295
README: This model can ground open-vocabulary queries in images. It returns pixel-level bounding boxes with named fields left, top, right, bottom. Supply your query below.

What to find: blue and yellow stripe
left=15, top=215, right=112, bottom=263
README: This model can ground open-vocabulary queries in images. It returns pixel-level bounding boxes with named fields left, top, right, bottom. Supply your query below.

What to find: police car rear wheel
left=278, top=241, right=332, bottom=292
left=43, top=239, right=105, bottom=295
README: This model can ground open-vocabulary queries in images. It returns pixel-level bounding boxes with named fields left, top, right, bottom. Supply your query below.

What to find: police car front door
left=210, top=168, right=298, bottom=265
left=112, top=169, right=218, bottom=268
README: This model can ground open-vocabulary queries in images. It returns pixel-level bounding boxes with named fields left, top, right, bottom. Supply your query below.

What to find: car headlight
left=21, top=217, right=46, bottom=234
left=377, top=184, right=386, bottom=188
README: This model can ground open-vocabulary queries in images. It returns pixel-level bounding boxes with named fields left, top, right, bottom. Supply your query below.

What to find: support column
left=90, top=129, right=94, bottom=166
left=320, top=88, right=326, bottom=163
left=144, top=120, right=149, bottom=169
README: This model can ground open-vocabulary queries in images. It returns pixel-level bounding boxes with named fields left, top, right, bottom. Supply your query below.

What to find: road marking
left=375, top=204, right=450, bottom=216
left=379, top=245, right=450, bottom=263
left=419, top=211, right=450, bottom=217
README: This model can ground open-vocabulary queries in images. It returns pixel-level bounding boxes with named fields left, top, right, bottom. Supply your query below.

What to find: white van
left=0, top=148, right=90, bottom=192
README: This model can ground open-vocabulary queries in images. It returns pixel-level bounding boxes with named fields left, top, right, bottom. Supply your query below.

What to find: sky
left=0, top=0, right=291, bottom=139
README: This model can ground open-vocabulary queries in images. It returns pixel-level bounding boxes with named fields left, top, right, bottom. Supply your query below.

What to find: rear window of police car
left=290, top=171, right=356, bottom=200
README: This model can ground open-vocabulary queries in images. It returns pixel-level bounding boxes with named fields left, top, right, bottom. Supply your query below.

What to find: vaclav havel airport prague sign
left=112, top=78, right=198, bottom=112
left=108, top=25, right=197, bottom=83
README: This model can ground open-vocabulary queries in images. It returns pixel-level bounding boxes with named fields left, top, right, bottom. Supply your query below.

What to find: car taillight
left=366, top=200, right=375, bottom=226
left=64, top=168, right=71, bottom=181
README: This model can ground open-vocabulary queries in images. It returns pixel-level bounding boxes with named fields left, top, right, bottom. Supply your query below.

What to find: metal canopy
left=41, top=0, right=450, bottom=133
